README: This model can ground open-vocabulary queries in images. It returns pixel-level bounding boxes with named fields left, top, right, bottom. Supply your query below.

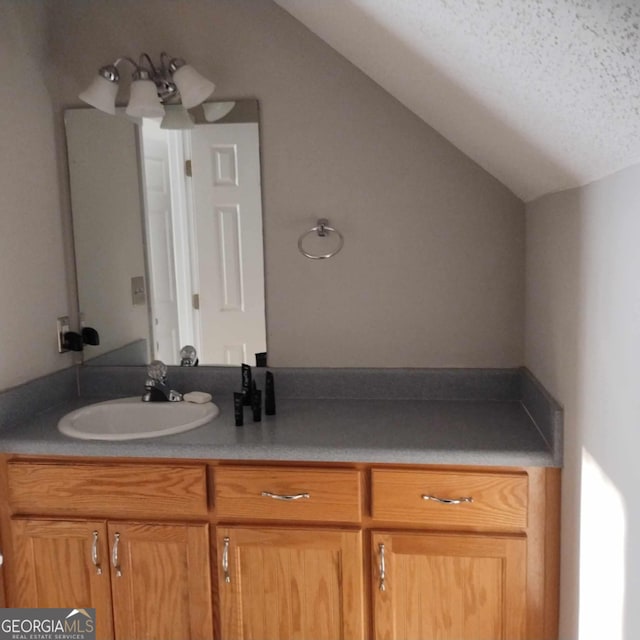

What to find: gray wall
left=526, top=163, right=640, bottom=638
left=0, top=0, right=524, bottom=390
left=0, top=2, right=74, bottom=390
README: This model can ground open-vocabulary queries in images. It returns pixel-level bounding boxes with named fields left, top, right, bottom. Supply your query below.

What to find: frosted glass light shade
left=126, top=79, right=165, bottom=118
left=79, top=74, right=119, bottom=115
left=173, top=64, right=215, bottom=108
left=160, top=105, right=195, bottom=130
left=202, top=101, right=236, bottom=122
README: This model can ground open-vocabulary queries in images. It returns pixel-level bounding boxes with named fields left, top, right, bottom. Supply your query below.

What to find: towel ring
left=298, top=219, right=344, bottom=260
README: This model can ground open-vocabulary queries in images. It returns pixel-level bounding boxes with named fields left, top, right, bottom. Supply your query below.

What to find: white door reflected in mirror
left=190, top=122, right=265, bottom=365
left=141, top=118, right=266, bottom=365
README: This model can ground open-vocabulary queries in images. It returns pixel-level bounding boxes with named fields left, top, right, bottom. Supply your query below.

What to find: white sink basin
left=58, top=397, right=219, bottom=441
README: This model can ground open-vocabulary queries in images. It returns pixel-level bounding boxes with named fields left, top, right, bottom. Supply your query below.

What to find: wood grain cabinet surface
left=372, top=467, right=529, bottom=530
left=214, top=465, right=362, bottom=523
left=11, top=519, right=115, bottom=640
left=0, top=456, right=559, bottom=640
left=6, top=461, right=208, bottom=519
left=108, top=521, right=213, bottom=640
left=9, top=518, right=213, bottom=640
left=0, top=530, right=5, bottom=608
left=217, top=526, right=365, bottom=640
left=372, top=530, right=527, bottom=640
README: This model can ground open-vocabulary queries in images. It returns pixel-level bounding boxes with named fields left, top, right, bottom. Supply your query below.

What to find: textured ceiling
left=274, top=0, right=640, bottom=201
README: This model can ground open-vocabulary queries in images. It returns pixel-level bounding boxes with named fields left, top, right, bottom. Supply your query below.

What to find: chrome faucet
left=142, top=360, right=183, bottom=402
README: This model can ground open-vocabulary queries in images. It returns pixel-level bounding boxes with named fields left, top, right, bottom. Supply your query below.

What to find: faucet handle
left=180, top=345, right=198, bottom=367
left=147, top=360, right=168, bottom=382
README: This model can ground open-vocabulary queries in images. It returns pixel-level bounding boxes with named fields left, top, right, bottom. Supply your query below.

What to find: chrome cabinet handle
left=422, top=494, right=473, bottom=505
left=222, top=536, right=231, bottom=584
left=378, top=543, right=386, bottom=592
left=260, top=491, right=310, bottom=501
left=91, top=531, right=103, bottom=575
left=0, top=549, right=3, bottom=567
left=111, top=532, right=122, bottom=577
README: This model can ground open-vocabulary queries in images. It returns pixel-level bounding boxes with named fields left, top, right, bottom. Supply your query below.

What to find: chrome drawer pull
left=378, top=543, right=386, bottom=592
left=261, top=491, right=310, bottom=501
left=111, top=532, right=122, bottom=577
left=91, top=530, right=103, bottom=575
left=222, top=536, right=231, bottom=584
left=422, top=494, right=473, bottom=505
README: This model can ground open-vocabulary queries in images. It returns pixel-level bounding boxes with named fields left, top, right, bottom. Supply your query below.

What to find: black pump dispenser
left=265, top=371, right=276, bottom=415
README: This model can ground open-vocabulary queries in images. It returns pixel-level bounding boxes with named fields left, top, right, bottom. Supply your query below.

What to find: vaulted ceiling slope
left=274, top=0, right=640, bottom=202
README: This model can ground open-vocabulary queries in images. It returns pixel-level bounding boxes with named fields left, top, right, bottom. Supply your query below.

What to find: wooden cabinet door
left=0, top=531, right=5, bottom=607
left=10, top=518, right=114, bottom=640
left=372, top=531, right=527, bottom=640
left=108, top=521, right=213, bottom=640
left=218, top=526, right=365, bottom=640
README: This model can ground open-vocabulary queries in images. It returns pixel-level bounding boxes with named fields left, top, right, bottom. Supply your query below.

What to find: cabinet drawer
left=372, top=468, right=528, bottom=530
left=7, top=461, right=208, bottom=519
left=215, top=466, right=362, bottom=523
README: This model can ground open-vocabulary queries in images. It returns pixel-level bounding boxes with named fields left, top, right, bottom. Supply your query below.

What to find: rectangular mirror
left=65, top=100, right=266, bottom=366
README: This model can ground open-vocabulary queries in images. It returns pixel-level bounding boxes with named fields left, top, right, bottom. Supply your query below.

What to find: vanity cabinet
left=4, top=461, right=214, bottom=640
left=0, top=456, right=559, bottom=640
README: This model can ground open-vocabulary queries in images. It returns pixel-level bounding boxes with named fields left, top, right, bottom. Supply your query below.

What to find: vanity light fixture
left=79, top=52, right=215, bottom=123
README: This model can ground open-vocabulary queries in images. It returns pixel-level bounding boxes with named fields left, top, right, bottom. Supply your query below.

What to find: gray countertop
left=0, top=395, right=556, bottom=467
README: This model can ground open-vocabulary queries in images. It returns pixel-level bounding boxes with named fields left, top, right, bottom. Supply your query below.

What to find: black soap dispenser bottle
left=265, top=371, right=276, bottom=415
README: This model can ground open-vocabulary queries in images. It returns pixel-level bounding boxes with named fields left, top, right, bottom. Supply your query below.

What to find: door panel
left=372, top=531, right=527, bottom=640
left=218, top=526, right=365, bottom=640
left=0, top=531, right=5, bottom=607
left=108, top=521, right=212, bottom=640
left=11, top=518, right=114, bottom=640
left=190, top=123, right=266, bottom=364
